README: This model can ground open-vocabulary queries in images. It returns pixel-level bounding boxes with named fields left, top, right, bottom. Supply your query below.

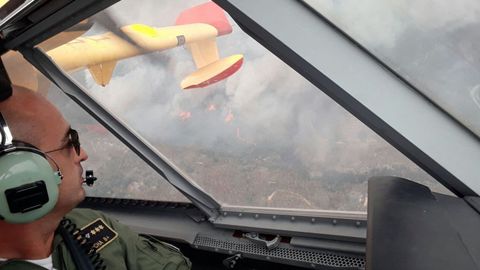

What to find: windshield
left=34, top=0, right=452, bottom=213
left=304, top=0, right=480, bottom=137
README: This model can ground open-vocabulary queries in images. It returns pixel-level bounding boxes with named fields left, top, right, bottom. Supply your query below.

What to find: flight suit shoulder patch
left=77, top=218, right=118, bottom=253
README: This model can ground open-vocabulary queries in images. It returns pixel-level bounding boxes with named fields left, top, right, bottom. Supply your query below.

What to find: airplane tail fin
left=176, top=2, right=243, bottom=89
left=87, top=61, right=117, bottom=87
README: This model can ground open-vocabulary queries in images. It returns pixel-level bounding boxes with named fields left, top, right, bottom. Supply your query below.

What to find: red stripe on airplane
left=184, top=58, right=244, bottom=89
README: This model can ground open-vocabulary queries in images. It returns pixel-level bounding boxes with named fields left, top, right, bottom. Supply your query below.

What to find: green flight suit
left=0, top=208, right=191, bottom=270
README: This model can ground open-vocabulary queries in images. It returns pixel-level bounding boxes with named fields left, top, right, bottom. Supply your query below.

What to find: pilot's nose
left=79, top=146, right=88, bottom=162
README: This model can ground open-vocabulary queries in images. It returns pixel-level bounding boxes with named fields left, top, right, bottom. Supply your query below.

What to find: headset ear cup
left=0, top=150, right=60, bottom=223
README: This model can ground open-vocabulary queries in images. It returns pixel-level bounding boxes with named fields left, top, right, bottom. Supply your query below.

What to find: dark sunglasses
left=45, top=128, right=81, bottom=156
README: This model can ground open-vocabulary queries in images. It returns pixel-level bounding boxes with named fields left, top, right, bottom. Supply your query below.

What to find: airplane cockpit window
left=304, top=0, right=480, bottom=136
left=36, top=0, right=453, bottom=213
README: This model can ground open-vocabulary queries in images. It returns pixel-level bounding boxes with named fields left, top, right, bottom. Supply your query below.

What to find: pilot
left=0, top=86, right=191, bottom=270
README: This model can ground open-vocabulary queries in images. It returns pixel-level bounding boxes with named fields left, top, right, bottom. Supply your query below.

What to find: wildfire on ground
left=179, top=111, right=192, bottom=121
left=224, top=110, right=234, bottom=123
left=207, top=104, right=217, bottom=111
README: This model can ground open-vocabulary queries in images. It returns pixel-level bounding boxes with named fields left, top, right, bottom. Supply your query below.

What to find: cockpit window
left=34, top=0, right=452, bottom=212
left=303, top=0, right=480, bottom=137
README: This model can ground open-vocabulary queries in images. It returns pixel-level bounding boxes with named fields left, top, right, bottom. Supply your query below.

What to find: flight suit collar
left=0, top=259, right=49, bottom=270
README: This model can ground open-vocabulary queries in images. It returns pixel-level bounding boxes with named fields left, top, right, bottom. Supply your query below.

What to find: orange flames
left=179, top=111, right=192, bottom=120
left=224, top=110, right=234, bottom=123
left=207, top=104, right=217, bottom=111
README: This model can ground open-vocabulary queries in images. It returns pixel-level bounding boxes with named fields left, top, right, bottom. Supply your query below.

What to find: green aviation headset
left=0, top=112, right=62, bottom=223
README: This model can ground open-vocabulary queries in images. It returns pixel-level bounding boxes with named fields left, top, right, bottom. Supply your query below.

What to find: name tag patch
left=77, top=218, right=118, bottom=253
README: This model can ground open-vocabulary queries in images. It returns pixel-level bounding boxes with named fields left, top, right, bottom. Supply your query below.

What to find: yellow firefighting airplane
left=2, top=1, right=243, bottom=91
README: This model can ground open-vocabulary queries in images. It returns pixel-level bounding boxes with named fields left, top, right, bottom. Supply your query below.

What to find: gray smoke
left=310, top=0, right=480, bottom=134
left=310, top=0, right=480, bottom=49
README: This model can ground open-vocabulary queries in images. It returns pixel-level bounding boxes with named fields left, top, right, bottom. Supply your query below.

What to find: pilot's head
left=0, top=86, right=88, bottom=223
